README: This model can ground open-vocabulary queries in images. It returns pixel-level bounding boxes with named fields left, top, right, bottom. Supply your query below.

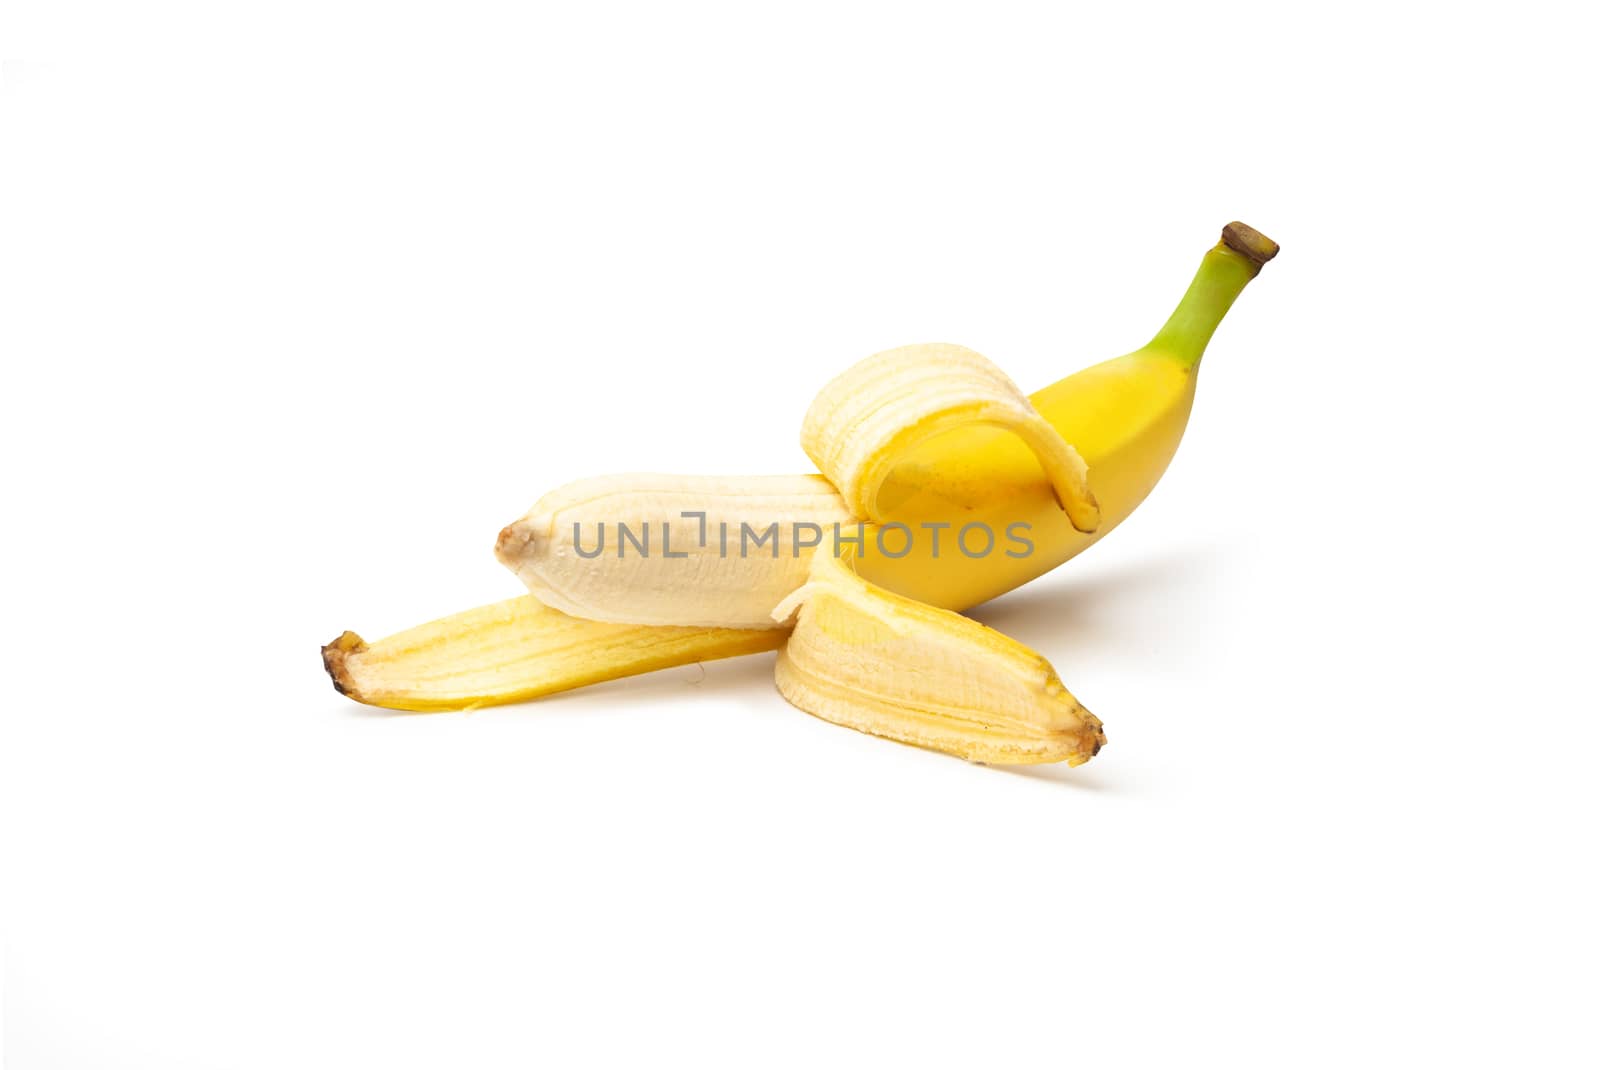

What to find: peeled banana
left=324, top=222, right=1278, bottom=765
left=495, top=474, right=851, bottom=629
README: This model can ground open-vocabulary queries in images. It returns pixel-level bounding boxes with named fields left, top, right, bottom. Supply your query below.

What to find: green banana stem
left=1150, top=221, right=1279, bottom=370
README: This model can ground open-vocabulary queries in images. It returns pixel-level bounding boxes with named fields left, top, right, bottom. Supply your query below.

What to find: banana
left=324, top=222, right=1279, bottom=763
left=772, top=551, right=1105, bottom=765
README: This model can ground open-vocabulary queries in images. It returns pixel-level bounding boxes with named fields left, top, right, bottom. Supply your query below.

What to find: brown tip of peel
left=1221, top=222, right=1279, bottom=267
left=321, top=630, right=368, bottom=697
left=1066, top=708, right=1108, bottom=767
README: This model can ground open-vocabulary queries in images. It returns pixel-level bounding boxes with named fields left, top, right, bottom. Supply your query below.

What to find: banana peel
left=323, top=596, right=783, bottom=712
left=772, top=552, right=1105, bottom=765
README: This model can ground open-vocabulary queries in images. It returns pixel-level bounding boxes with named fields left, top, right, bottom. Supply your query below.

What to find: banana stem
left=1149, top=222, right=1279, bottom=370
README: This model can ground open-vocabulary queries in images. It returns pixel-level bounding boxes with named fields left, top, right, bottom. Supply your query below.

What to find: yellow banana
left=325, top=222, right=1278, bottom=762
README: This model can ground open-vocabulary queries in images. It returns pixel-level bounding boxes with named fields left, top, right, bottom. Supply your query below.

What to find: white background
left=3, top=4, right=1597, bottom=1067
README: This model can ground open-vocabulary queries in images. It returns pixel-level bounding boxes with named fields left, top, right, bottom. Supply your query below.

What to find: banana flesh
left=495, top=474, right=851, bottom=629
left=322, top=595, right=783, bottom=712
left=772, top=552, right=1105, bottom=764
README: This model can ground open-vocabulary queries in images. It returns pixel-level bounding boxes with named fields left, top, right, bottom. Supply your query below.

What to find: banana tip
left=495, top=521, right=535, bottom=567
left=321, top=630, right=368, bottom=697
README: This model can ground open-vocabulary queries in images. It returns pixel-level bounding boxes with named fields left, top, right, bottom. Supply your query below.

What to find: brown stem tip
left=321, top=630, right=368, bottom=697
left=1221, top=221, right=1280, bottom=266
